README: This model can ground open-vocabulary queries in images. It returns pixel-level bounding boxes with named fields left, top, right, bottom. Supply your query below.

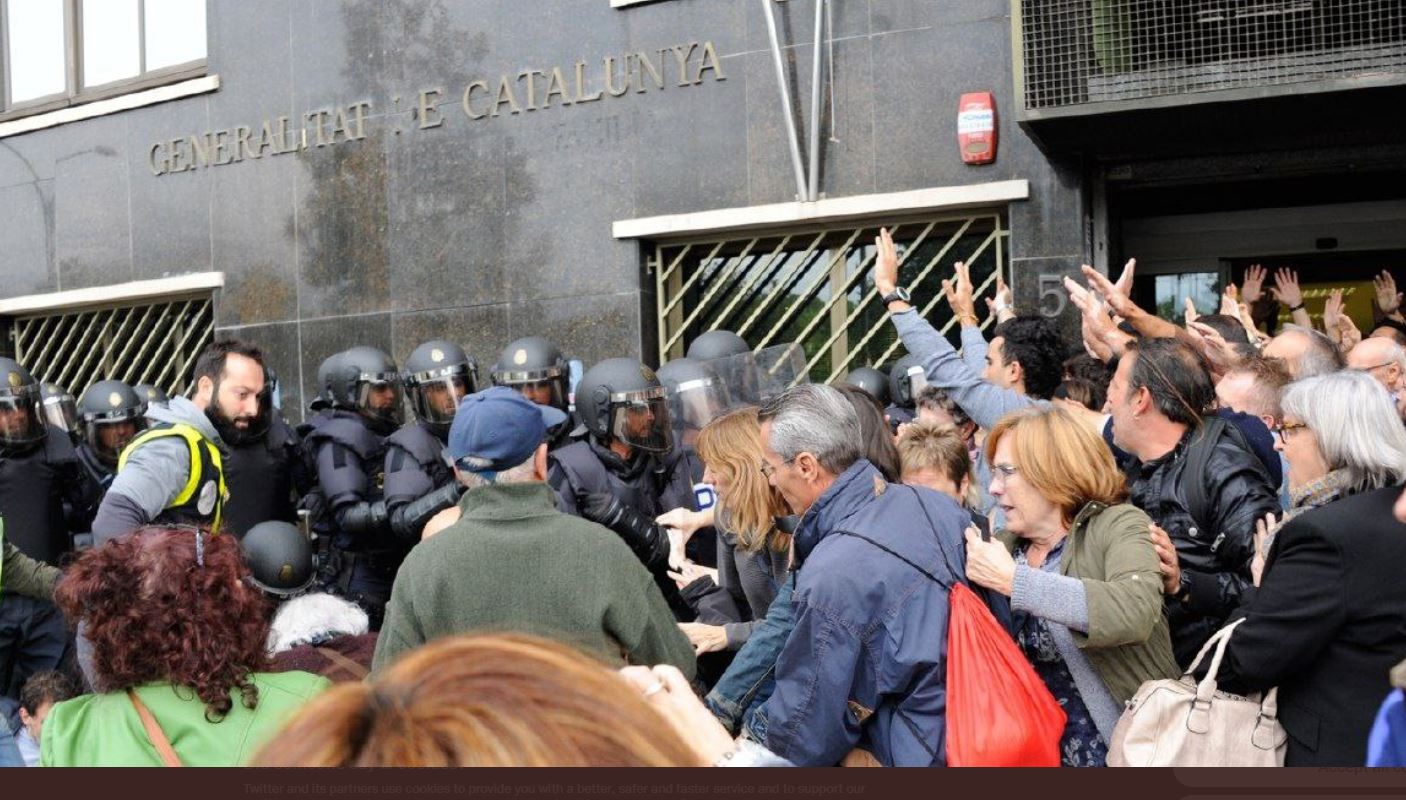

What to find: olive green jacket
left=1, top=518, right=61, bottom=601
left=1000, top=502, right=1180, bottom=703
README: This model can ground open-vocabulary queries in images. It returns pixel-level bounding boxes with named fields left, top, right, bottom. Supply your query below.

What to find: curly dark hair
left=993, top=316, right=1067, bottom=401
left=54, top=526, right=271, bottom=721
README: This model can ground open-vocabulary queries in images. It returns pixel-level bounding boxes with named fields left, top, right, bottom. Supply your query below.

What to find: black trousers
left=0, top=593, right=72, bottom=729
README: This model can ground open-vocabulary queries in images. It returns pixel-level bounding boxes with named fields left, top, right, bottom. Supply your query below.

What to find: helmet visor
left=669, top=379, right=730, bottom=447
left=87, top=416, right=147, bottom=465
left=410, top=375, right=472, bottom=425
left=494, top=366, right=569, bottom=413
left=43, top=396, right=79, bottom=434
left=608, top=388, right=672, bottom=454
left=355, top=374, right=405, bottom=426
left=0, top=389, right=46, bottom=448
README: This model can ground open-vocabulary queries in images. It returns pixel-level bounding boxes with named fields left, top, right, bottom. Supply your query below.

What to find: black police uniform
left=223, top=410, right=305, bottom=539
left=548, top=358, right=691, bottom=619
left=1, top=427, right=99, bottom=565
left=302, top=346, right=405, bottom=630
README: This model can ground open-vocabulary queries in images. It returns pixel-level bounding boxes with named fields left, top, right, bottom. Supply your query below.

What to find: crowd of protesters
left=3, top=230, right=1406, bottom=768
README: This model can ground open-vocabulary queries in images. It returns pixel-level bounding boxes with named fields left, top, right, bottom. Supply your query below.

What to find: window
left=10, top=292, right=214, bottom=397
left=1, top=0, right=205, bottom=120
left=651, top=212, right=1008, bottom=382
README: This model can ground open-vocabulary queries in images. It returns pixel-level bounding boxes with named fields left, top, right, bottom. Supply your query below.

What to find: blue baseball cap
left=446, top=386, right=570, bottom=478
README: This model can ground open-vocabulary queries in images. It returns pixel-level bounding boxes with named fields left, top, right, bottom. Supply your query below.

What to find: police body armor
left=118, top=422, right=228, bottom=534
left=304, top=411, right=393, bottom=555
left=550, top=438, right=694, bottom=619
left=223, top=412, right=302, bottom=538
left=381, top=420, right=462, bottom=542
left=75, top=443, right=116, bottom=495
left=0, top=427, right=97, bottom=565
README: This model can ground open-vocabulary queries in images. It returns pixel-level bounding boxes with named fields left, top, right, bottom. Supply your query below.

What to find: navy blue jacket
left=752, top=459, right=974, bottom=766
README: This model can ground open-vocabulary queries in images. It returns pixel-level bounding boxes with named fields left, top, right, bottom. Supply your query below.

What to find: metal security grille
left=1019, top=0, right=1406, bottom=112
left=12, top=295, right=214, bottom=396
left=652, top=213, right=1008, bottom=383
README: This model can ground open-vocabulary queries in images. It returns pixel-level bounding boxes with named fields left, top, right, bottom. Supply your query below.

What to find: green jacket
left=1000, top=502, right=1180, bottom=703
left=1, top=517, right=61, bottom=600
left=373, top=481, right=695, bottom=678
left=41, top=671, right=330, bottom=766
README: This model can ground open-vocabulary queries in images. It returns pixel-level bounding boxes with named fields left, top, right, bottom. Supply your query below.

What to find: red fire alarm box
left=958, top=92, right=997, bottom=165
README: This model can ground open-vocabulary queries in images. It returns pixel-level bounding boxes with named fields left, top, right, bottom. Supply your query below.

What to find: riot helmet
left=40, top=383, right=79, bottom=437
left=685, top=330, right=750, bottom=363
left=310, top=352, right=343, bottom=412
left=331, top=346, right=404, bottom=434
left=78, top=380, right=148, bottom=467
left=241, top=520, right=317, bottom=598
left=888, top=354, right=929, bottom=410
left=575, top=358, right=672, bottom=454
left=0, top=359, right=47, bottom=451
left=656, top=357, right=730, bottom=449
left=404, top=340, right=477, bottom=433
left=134, top=383, right=170, bottom=414
left=841, top=366, right=891, bottom=407
left=490, top=336, right=570, bottom=413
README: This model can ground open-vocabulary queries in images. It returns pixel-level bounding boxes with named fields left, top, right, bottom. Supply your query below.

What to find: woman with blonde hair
left=677, top=407, right=791, bottom=655
left=963, top=406, right=1179, bottom=767
left=254, top=634, right=705, bottom=767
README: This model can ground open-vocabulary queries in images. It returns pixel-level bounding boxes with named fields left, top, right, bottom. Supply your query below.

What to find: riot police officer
left=74, top=379, right=147, bottom=497
left=886, top=353, right=928, bottom=429
left=841, top=366, right=891, bottom=408
left=39, top=384, right=79, bottom=446
left=383, top=340, right=477, bottom=541
left=222, top=367, right=307, bottom=539
left=0, top=358, right=99, bottom=564
left=303, top=346, right=405, bottom=628
left=0, top=358, right=96, bottom=718
left=655, top=357, right=732, bottom=568
left=549, top=358, right=689, bottom=616
left=490, top=336, right=574, bottom=450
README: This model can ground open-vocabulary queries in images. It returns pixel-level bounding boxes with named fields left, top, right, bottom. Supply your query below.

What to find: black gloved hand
left=582, top=492, right=671, bottom=573
left=389, top=482, right=465, bottom=541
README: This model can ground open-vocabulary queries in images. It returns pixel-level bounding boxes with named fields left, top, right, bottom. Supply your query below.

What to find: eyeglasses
left=1354, top=361, right=1397, bottom=373
left=758, top=456, right=797, bottom=478
left=992, top=463, right=1020, bottom=478
left=1272, top=421, right=1309, bottom=439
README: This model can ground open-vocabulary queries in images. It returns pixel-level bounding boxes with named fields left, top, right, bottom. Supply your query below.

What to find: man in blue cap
left=371, top=387, right=695, bottom=677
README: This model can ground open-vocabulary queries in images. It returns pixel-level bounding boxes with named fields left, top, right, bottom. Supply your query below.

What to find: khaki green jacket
left=1, top=518, right=61, bottom=600
left=1000, top=502, right=1180, bottom=703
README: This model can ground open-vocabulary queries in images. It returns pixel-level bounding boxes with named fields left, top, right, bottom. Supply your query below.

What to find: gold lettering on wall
left=149, top=41, right=726, bottom=176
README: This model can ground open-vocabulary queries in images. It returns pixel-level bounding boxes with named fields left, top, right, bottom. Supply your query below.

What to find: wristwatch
left=881, top=287, right=911, bottom=307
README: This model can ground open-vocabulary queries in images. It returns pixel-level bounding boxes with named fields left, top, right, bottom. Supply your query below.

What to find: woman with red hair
left=41, top=526, right=330, bottom=766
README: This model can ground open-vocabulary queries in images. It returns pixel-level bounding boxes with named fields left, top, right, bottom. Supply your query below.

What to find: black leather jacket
left=1123, top=420, right=1281, bottom=667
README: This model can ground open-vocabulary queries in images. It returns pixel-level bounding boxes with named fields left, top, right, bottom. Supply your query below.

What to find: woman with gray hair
left=1203, top=368, right=1406, bottom=766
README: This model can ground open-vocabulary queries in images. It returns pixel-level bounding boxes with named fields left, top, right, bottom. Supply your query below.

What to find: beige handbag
left=1107, top=619, right=1287, bottom=767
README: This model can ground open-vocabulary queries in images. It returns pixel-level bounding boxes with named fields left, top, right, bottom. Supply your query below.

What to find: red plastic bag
left=946, top=582, right=1067, bottom=766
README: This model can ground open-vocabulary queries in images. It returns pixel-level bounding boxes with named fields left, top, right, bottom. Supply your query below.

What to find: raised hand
left=1322, top=289, right=1345, bottom=340
left=1220, top=284, right=1240, bottom=317
left=1374, top=271, right=1403, bottom=316
left=874, top=227, right=900, bottom=295
left=940, top=261, right=977, bottom=322
left=1183, top=297, right=1199, bottom=327
left=1188, top=321, right=1240, bottom=376
left=1241, top=264, right=1267, bottom=304
left=985, top=271, right=1015, bottom=322
left=1113, top=258, right=1137, bottom=298
left=1270, top=267, right=1304, bottom=308
left=1080, top=264, right=1139, bottom=320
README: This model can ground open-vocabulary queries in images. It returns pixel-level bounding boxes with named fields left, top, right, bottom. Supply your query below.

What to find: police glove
left=389, top=483, right=465, bottom=541
left=582, top=492, right=671, bottom=573
left=337, top=500, right=390, bottom=536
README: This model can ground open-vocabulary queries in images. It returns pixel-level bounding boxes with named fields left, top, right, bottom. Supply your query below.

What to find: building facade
left=0, top=0, right=1402, bottom=418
